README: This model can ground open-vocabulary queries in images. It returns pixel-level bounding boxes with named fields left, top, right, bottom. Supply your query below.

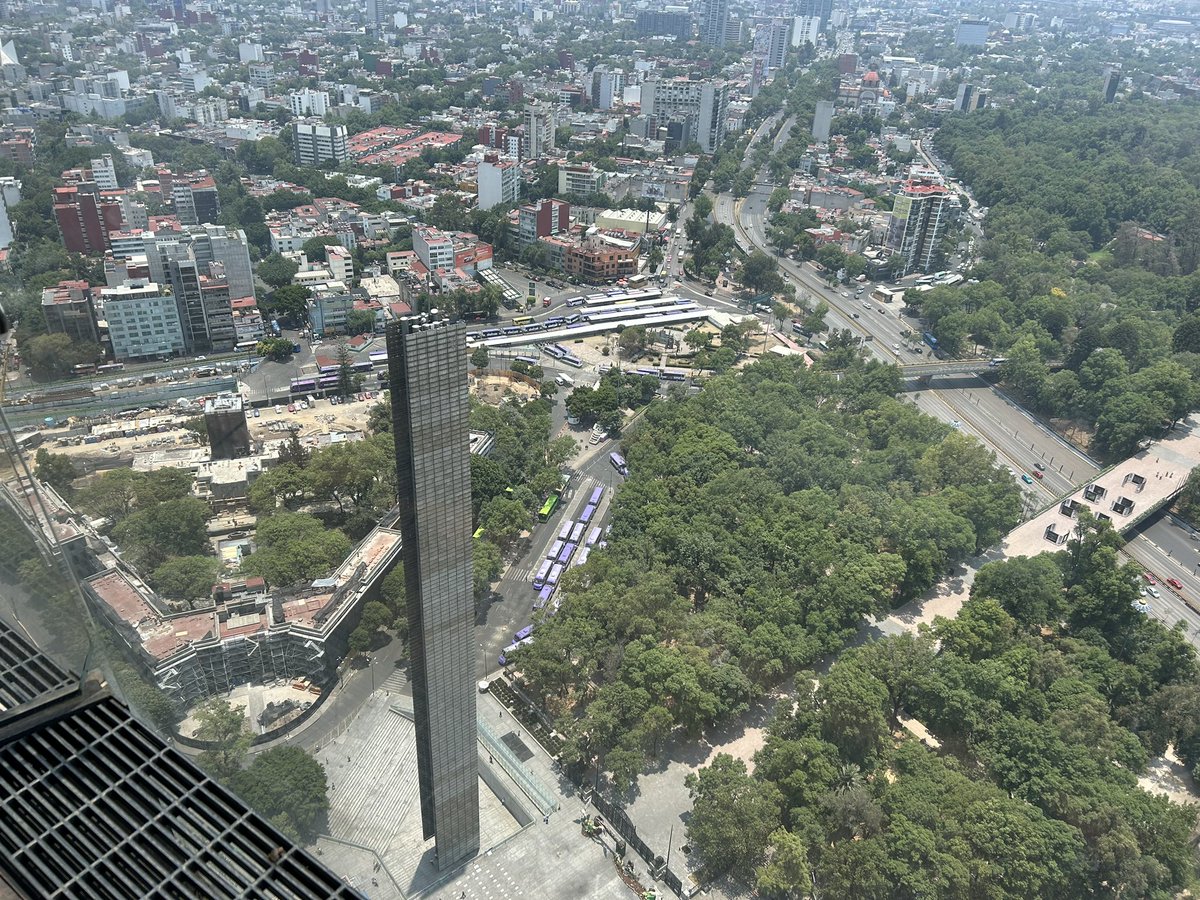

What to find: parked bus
left=514, top=355, right=539, bottom=367
left=565, top=296, right=587, bottom=307
left=538, top=494, right=560, bottom=521
left=561, top=355, right=584, bottom=368
left=556, top=542, right=576, bottom=566
left=589, top=486, right=604, bottom=506
left=498, top=636, right=533, bottom=666
left=536, top=584, right=555, bottom=610
left=473, top=525, right=485, bottom=540
left=546, top=563, right=564, bottom=587
left=532, top=560, right=552, bottom=590
left=513, top=316, right=533, bottom=327
left=610, top=452, right=628, bottom=476
left=660, top=368, right=688, bottom=382
left=97, top=362, right=126, bottom=374
left=579, top=504, right=596, bottom=525
left=574, top=546, right=591, bottom=567
left=514, top=624, right=534, bottom=643
left=557, top=520, right=574, bottom=542
left=235, top=340, right=259, bottom=353
left=585, top=526, right=602, bottom=548
left=569, top=522, right=585, bottom=543
left=291, top=378, right=317, bottom=394
left=547, top=539, right=564, bottom=561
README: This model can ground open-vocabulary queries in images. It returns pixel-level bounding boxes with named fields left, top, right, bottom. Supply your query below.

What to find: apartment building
left=41, top=280, right=100, bottom=346
left=641, top=77, right=729, bottom=153
left=293, top=120, right=348, bottom=166
left=477, top=154, right=521, bottom=210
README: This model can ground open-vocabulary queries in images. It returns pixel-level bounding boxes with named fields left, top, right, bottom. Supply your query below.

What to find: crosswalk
left=504, top=473, right=609, bottom=588
left=379, top=667, right=408, bottom=695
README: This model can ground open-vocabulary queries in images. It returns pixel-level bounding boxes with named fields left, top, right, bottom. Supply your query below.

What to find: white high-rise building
left=289, top=88, right=330, bottom=118
left=522, top=102, right=556, bottom=159
left=812, top=100, right=834, bottom=142
left=764, top=18, right=790, bottom=70
left=792, top=16, right=821, bottom=47
left=90, top=154, right=118, bottom=191
left=477, top=155, right=521, bottom=210
left=0, top=176, right=20, bottom=250
left=641, top=77, right=729, bottom=153
left=292, top=120, right=348, bottom=166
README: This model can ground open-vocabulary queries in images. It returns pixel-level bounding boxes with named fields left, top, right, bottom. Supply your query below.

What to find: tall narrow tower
left=386, top=316, right=479, bottom=871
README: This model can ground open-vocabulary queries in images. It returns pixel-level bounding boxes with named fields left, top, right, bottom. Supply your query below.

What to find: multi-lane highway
left=713, top=154, right=1200, bottom=639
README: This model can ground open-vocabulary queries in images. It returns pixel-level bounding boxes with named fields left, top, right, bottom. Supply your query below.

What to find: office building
left=635, top=9, right=691, bottom=40
left=169, top=259, right=235, bottom=353
left=146, top=224, right=255, bottom=304
left=386, top=316, right=479, bottom=872
left=477, top=153, right=521, bottom=210
left=641, top=77, right=729, bottom=154
left=764, top=18, right=790, bottom=70
left=41, top=280, right=100, bottom=345
left=293, top=120, right=348, bottom=166
left=887, top=179, right=952, bottom=276
left=796, top=0, right=831, bottom=24
left=954, top=83, right=988, bottom=112
left=171, top=172, right=220, bottom=226
left=1102, top=65, right=1121, bottom=103
left=306, top=280, right=352, bottom=335
left=956, top=18, right=990, bottom=47
left=101, top=279, right=186, bottom=361
left=699, top=0, right=728, bottom=47
left=522, top=101, right=556, bottom=159
left=812, top=100, right=834, bottom=142
left=793, top=15, right=821, bottom=47
left=205, top=393, right=251, bottom=459
left=289, top=88, right=330, bottom=117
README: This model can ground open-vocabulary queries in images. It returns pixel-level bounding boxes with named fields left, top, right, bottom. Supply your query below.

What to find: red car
left=1167, top=578, right=1184, bottom=590
left=1032, top=470, right=1043, bottom=479
left=1143, top=572, right=1158, bottom=585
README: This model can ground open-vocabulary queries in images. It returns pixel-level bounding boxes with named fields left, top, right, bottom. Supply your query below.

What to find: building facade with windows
left=887, top=179, right=952, bottom=275
left=386, top=317, right=479, bottom=872
left=101, top=279, right=186, bottom=361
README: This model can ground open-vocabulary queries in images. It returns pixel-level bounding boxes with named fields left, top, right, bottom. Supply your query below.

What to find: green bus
left=538, top=494, right=560, bottom=522
left=472, top=525, right=485, bottom=540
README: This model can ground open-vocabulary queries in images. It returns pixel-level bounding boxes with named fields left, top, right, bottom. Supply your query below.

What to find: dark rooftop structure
left=0, top=616, right=361, bottom=900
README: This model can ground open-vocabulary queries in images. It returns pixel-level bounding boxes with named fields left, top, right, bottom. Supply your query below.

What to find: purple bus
left=498, top=636, right=533, bottom=666
left=535, top=584, right=554, bottom=610
left=610, top=452, right=628, bottom=476
left=585, top=526, right=602, bottom=548
left=514, top=624, right=534, bottom=642
left=569, top=522, right=585, bottom=544
left=589, top=486, right=604, bottom=506
left=547, top=563, right=564, bottom=587
left=579, top=504, right=596, bottom=525
left=547, top=539, right=564, bottom=561
left=557, top=520, right=574, bottom=542
left=533, top=560, right=552, bottom=589
left=556, top=542, right=576, bottom=566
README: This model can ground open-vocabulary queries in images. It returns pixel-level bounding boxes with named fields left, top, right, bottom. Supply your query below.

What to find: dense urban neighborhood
left=2, top=0, right=1200, bottom=898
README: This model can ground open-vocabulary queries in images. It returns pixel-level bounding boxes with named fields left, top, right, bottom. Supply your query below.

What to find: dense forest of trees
left=921, top=83, right=1200, bottom=456
left=684, top=517, right=1200, bottom=898
left=513, top=354, right=1023, bottom=790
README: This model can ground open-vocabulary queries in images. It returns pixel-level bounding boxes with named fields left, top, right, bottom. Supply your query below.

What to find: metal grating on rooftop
left=0, top=617, right=76, bottom=715
left=0, top=693, right=362, bottom=899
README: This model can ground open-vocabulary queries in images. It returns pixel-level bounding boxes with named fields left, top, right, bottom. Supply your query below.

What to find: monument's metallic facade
left=386, top=317, right=479, bottom=870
